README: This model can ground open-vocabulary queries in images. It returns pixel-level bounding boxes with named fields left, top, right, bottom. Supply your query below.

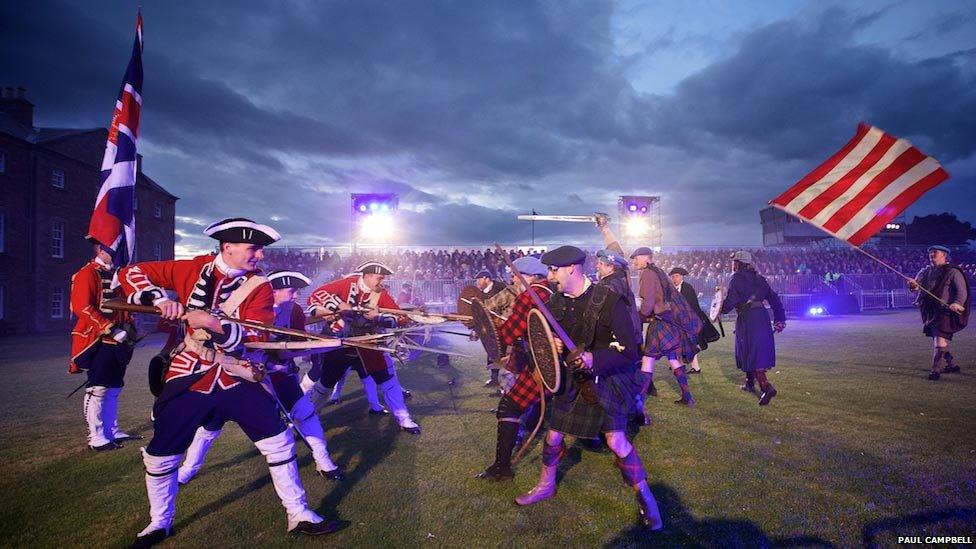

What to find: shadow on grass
left=861, top=507, right=976, bottom=548
left=603, top=483, right=835, bottom=548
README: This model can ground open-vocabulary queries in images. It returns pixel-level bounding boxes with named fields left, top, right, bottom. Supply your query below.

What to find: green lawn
left=0, top=310, right=974, bottom=548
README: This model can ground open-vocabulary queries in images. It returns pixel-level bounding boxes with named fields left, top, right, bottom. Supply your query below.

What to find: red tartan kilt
left=508, top=368, right=542, bottom=409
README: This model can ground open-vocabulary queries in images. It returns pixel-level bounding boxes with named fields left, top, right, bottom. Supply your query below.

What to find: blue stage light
left=640, top=206, right=648, bottom=213
left=808, top=306, right=826, bottom=315
left=358, top=204, right=367, bottom=212
left=628, top=204, right=638, bottom=212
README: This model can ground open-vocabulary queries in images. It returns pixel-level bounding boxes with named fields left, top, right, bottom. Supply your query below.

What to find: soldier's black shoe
left=674, top=396, right=695, bottom=407
left=758, top=385, right=777, bottom=406
left=687, top=368, right=702, bottom=374
left=292, top=519, right=340, bottom=536
left=740, top=383, right=757, bottom=393
left=402, top=389, right=413, bottom=400
left=90, top=441, right=123, bottom=452
left=484, top=378, right=499, bottom=387
left=475, top=463, right=514, bottom=481
left=368, top=408, right=390, bottom=416
left=943, top=364, right=960, bottom=373
left=131, top=528, right=169, bottom=548
left=114, top=434, right=144, bottom=442
left=928, top=371, right=941, bottom=381
left=317, top=467, right=345, bottom=481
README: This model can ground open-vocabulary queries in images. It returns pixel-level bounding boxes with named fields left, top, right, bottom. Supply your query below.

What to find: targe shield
left=470, top=298, right=503, bottom=364
left=527, top=308, right=561, bottom=393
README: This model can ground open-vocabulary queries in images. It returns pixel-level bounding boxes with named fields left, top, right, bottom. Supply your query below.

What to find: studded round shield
left=527, top=308, right=561, bottom=393
left=457, top=285, right=481, bottom=328
left=470, top=298, right=503, bottom=364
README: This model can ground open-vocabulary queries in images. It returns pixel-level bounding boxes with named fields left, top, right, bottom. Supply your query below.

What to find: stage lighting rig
left=617, top=195, right=662, bottom=247
left=351, top=193, right=399, bottom=244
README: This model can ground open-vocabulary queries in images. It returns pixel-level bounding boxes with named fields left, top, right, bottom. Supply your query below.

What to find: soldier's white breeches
left=291, top=396, right=338, bottom=473
left=84, top=386, right=111, bottom=447
left=254, top=430, right=323, bottom=531
left=177, top=427, right=223, bottom=484
left=379, top=377, right=417, bottom=429
left=139, top=450, right=182, bottom=535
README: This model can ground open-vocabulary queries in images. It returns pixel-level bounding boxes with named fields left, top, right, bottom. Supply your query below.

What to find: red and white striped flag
left=770, top=123, right=949, bottom=247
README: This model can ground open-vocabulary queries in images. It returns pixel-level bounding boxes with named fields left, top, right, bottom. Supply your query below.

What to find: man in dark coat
left=669, top=267, right=720, bottom=374
left=719, top=251, right=786, bottom=405
left=515, top=246, right=663, bottom=532
left=908, top=245, right=970, bottom=380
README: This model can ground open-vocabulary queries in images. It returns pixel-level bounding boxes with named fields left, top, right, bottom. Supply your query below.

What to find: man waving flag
left=770, top=123, right=949, bottom=247
left=86, top=12, right=143, bottom=265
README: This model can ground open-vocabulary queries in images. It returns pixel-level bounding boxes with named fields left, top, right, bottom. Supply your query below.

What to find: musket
left=458, top=297, right=507, bottom=321
left=373, top=306, right=473, bottom=322
left=101, top=300, right=386, bottom=352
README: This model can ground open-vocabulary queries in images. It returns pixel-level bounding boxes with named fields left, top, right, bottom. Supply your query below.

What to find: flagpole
left=847, top=243, right=955, bottom=311
left=768, top=204, right=955, bottom=311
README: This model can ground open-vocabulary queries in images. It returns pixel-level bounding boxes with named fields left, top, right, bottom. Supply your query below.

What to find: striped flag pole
left=770, top=123, right=954, bottom=309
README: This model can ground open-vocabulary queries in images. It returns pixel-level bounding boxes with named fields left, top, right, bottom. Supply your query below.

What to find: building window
left=153, top=203, right=162, bottom=219
left=51, top=287, right=64, bottom=318
left=51, top=220, right=65, bottom=258
left=51, top=169, right=65, bottom=188
left=153, top=241, right=162, bottom=261
left=0, top=151, right=6, bottom=174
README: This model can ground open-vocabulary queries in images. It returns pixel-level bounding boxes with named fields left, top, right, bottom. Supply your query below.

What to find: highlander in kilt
left=633, top=246, right=701, bottom=407
left=908, top=245, right=970, bottom=381
left=476, top=269, right=517, bottom=388
left=670, top=267, right=721, bottom=374
left=719, top=251, right=786, bottom=405
left=515, top=246, right=664, bottom=532
left=476, top=256, right=552, bottom=481
left=301, top=261, right=421, bottom=434
left=176, top=270, right=344, bottom=485
left=119, top=218, right=338, bottom=547
left=70, top=244, right=142, bottom=451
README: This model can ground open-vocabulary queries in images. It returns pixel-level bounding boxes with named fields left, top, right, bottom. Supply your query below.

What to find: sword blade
left=517, top=215, right=597, bottom=223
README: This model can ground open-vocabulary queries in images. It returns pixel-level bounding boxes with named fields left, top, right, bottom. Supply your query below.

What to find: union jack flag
left=770, top=123, right=949, bottom=247
left=87, top=12, right=143, bottom=265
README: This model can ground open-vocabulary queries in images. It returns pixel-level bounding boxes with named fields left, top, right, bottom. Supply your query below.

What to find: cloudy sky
left=4, top=0, right=975, bottom=255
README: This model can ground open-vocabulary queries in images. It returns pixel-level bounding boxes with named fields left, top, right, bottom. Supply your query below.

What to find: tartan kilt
left=644, top=314, right=699, bottom=362
left=550, top=395, right=606, bottom=439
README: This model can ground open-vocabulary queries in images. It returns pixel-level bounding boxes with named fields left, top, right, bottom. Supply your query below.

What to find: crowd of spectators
left=263, top=246, right=976, bottom=283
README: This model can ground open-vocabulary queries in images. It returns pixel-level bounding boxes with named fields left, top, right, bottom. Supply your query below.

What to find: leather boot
left=635, top=482, right=664, bottom=531
left=515, top=441, right=562, bottom=505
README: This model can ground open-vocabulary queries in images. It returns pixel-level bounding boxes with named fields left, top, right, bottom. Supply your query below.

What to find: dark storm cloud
left=649, top=7, right=976, bottom=163
left=3, top=2, right=973, bottom=249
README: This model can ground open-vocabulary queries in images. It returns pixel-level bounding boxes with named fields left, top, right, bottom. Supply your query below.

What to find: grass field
left=0, top=310, right=974, bottom=548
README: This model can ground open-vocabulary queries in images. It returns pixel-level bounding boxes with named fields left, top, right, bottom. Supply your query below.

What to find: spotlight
left=808, top=306, right=826, bottom=316
left=360, top=213, right=396, bottom=241
left=624, top=218, right=651, bottom=236
left=640, top=206, right=647, bottom=213
left=369, top=202, right=378, bottom=212
left=628, top=204, right=638, bottom=212
left=358, top=204, right=367, bottom=212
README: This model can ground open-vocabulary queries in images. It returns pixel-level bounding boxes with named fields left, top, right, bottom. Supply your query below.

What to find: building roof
left=0, top=111, right=178, bottom=200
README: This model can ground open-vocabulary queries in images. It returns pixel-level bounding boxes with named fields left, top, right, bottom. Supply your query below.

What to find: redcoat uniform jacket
left=69, top=260, right=130, bottom=373
left=118, top=254, right=273, bottom=394
left=306, top=274, right=401, bottom=373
